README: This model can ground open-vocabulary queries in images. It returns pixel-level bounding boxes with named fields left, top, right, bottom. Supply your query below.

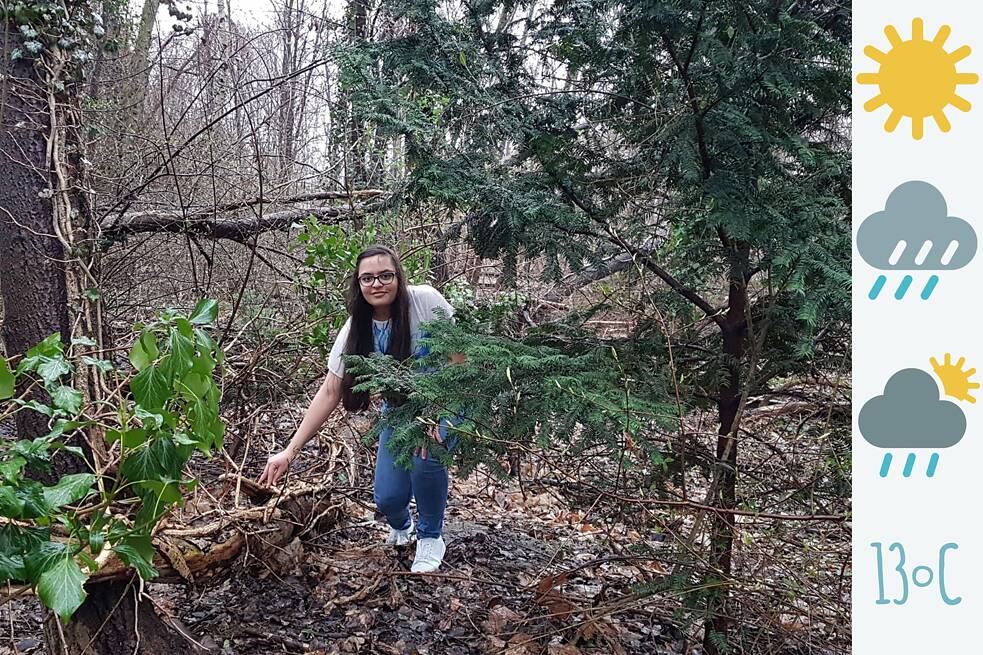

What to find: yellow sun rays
left=858, top=18, right=978, bottom=139
left=931, top=353, right=980, bottom=403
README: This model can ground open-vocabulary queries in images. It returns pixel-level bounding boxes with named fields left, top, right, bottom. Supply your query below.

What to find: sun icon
left=858, top=18, right=979, bottom=139
left=931, top=353, right=979, bottom=403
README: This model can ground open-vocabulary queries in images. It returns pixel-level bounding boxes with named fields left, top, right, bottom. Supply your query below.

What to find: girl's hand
left=415, top=420, right=445, bottom=460
left=258, top=449, right=293, bottom=486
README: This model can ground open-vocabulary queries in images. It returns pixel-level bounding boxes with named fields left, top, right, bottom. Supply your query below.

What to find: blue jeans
left=373, top=414, right=461, bottom=539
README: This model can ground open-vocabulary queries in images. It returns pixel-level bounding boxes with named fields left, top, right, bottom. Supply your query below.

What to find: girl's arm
left=285, top=371, right=344, bottom=458
left=258, top=371, right=343, bottom=485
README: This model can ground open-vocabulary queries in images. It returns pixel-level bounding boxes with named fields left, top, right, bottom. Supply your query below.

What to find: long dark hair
left=341, top=244, right=412, bottom=411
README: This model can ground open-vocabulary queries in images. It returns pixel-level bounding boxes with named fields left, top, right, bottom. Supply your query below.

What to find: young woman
left=258, top=244, right=464, bottom=573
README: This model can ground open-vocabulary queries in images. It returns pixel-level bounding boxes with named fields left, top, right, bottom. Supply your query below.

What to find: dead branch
left=102, top=201, right=381, bottom=239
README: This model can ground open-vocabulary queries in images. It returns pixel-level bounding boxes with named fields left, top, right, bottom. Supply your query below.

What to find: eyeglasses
left=358, top=271, right=396, bottom=287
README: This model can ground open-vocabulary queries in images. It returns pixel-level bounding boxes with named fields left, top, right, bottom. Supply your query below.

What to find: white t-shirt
left=327, top=284, right=455, bottom=379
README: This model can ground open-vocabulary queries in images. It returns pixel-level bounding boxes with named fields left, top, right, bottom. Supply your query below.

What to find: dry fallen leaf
left=535, top=572, right=569, bottom=599
left=340, top=635, right=365, bottom=653
left=508, top=633, right=539, bottom=654
left=547, top=644, right=582, bottom=655
left=481, top=604, right=522, bottom=635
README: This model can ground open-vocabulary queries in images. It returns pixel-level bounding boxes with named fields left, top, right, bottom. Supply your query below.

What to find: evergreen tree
left=341, top=1, right=850, bottom=651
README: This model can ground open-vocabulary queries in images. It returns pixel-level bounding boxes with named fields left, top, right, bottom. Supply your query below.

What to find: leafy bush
left=0, top=299, right=225, bottom=621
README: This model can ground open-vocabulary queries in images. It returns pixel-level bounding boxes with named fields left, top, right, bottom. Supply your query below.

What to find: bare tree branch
left=102, top=201, right=378, bottom=239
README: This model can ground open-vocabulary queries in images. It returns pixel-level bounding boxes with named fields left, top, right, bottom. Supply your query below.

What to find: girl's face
left=357, top=254, right=399, bottom=310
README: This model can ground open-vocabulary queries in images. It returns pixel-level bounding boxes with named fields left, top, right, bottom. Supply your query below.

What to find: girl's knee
left=374, top=488, right=408, bottom=514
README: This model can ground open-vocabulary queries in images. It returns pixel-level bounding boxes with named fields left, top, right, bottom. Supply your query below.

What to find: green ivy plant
left=2, top=1, right=118, bottom=67
left=0, top=299, right=225, bottom=622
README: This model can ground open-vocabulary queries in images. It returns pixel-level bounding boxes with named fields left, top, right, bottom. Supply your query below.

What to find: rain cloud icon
left=857, top=181, right=977, bottom=300
left=860, top=355, right=977, bottom=478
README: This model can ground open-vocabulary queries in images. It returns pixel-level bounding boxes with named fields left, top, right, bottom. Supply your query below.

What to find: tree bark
left=703, top=246, right=749, bottom=655
left=42, top=579, right=199, bottom=655
left=124, top=0, right=162, bottom=129
left=345, top=0, right=370, bottom=229
left=0, top=21, right=72, bottom=457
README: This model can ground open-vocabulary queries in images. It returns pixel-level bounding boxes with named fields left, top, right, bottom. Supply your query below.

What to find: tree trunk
left=345, top=0, right=370, bottom=229
left=0, top=21, right=72, bottom=458
left=278, top=0, right=298, bottom=188
left=124, top=0, right=162, bottom=130
left=703, top=248, right=748, bottom=655
left=42, top=580, right=198, bottom=655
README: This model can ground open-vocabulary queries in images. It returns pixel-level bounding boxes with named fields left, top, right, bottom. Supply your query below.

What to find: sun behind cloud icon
left=859, top=368, right=965, bottom=449
left=858, top=18, right=978, bottom=139
left=860, top=356, right=977, bottom=478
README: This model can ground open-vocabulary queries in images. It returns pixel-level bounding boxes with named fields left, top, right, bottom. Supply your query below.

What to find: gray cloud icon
left=859, top=368, right=966, bottom=449
left=857, top=181, right=977, bottom=270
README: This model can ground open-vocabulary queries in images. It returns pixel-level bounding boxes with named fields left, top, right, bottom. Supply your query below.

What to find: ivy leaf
left=130, top=365, right=170, bottom=410
left=11, top=399, right=55, bottom=416
left=0, top=553, right=26, bottom=583
left=0, top=524, right=49, bottom=555
left=189, top=299, right=218, bottom=325
left=113, top=543, right=159, bottom=580
left=140, top=479, right=183, bottom=505
left=0, top=357, right=14, bottom=399
left=208, top=416, right=226, bottom=451
left=170, top=330, right=195, bottom=362
left=51, top=386, right=83, bottom=415
left=81, top=356, right=114, bottom=373
left=193, top=327, right=222, bottom=366
left=0, top=486, right=26, bottom=519
left=161, top=331, right=194, bottom=380
left=25, top=541, right=69, bottom=581
left=106, top=427, right=147, bottom=449
left=36, top=555, right=87, bottom=623
left=179, top=372, right=208, bottom=400
left=120, top=438, right=181, bottom=484
left=50, top=442, right=85, bottom=459
left=129, top=332, right=159, bottom=372
left=0, top=457, right=26, bottom=483
left=172, top=431, right=198, bottom=446
left=44, top=419, right=80, bottom=440
left=190, top=349, right=215, bottom=376
left=121, top=428, right=147, bottom=449
left=36, top=357, right=71, bottom=385
left=71, top=336, right=97, bottom=347
left=17, top=481, right=53, bottom=519
left=174, top=317, right=194, bottom=339
left=189, top=397, right=213, bottom=442
left=43, top=473, right=96, bottom=509
left=16, top=334, right=63, bottom=375
left=28, top=334, right=64, bottom=359
left=134, top=406, right=165, bottom=429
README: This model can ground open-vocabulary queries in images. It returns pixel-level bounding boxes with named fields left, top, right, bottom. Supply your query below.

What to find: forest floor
left=2, top=432, right=688, bottom=655
left=3, top=480, right=685, bottom=655
left=1, top=412, right=847, bottom=655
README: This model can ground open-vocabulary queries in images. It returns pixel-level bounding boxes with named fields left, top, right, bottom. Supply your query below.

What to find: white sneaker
left=411, top=536, right=446, bottom=573
left=385, top=517, right=414, bottom=546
